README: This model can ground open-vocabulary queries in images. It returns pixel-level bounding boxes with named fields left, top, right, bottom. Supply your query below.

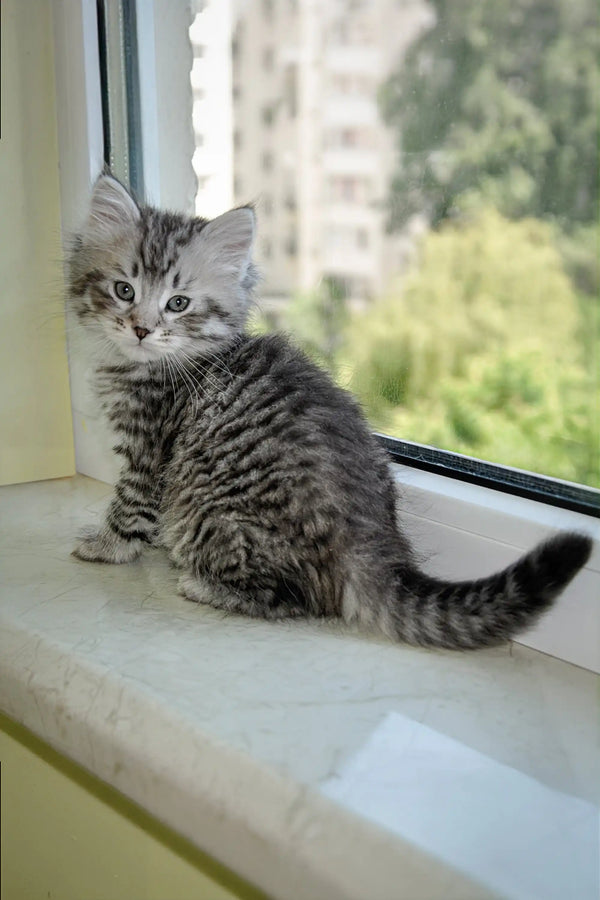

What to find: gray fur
left=69, top=175, right=592, bottom=650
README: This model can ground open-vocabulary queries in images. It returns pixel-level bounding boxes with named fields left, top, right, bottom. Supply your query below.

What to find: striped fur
left=69, top=175, right=592, bottom=649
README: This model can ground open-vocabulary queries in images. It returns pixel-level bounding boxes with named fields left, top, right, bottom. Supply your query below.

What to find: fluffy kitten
left=69, top=174, right=591, bottom=650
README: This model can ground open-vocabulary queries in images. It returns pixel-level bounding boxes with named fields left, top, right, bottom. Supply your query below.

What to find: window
left=327, top=176, right=372, bottom=204
left=356, top=228, right=369, bottom=249
left=329, top=73, right=374, bottom=96
left=185, top=0, right=598, bottom=505
left=84, top=0, right=599, bottom=515
left=284, top=65, right=297, bottom=118
left=325, top=128, right=376, bottom=150
left=326, top=226, right=369, bottom=252
left=261, top=104, right=275, bottom=126
left=263, top=46, right=274, bottom=70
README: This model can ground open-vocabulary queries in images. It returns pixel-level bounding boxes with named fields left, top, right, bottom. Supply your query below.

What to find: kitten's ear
left=84, top=175, right=140, bottom=241
left=200, top=207, right=255, bottom=272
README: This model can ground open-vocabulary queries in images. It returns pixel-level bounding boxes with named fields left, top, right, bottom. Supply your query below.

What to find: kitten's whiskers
left=177, top=349, right=223, bottom=396
left=170, top=355, right=203, bottom=417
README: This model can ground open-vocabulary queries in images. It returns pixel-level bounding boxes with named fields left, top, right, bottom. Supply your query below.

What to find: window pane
left=190, top=0, right=599, bottom=490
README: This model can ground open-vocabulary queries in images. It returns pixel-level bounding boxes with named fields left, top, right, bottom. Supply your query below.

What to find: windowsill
left=1, top=475, right=598, bottom=900
left=392, top=463, right=600, bottom=672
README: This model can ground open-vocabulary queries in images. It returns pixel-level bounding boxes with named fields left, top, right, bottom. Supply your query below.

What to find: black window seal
left=377, top=434, right=600, bottom=519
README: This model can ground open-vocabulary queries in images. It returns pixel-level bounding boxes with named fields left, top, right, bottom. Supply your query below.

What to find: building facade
left=192, top=0, right=430, bottom=304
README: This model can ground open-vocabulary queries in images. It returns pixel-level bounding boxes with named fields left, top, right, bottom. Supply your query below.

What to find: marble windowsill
left=0, top=475, right=598, bottom=900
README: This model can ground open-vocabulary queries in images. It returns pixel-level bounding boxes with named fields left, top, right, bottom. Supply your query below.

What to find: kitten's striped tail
left=391, top=533, right=592, bottom=650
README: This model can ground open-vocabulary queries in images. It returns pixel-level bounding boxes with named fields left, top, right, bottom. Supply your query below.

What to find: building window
left=263, top=46, right=274, bottom=70
left=356, top=228, right=369, bottom=249
left=284, top=65, right=297, bottom=118
left=262, top=105, right=275, bottom=127
left=328, top=176, right=370, bottom=204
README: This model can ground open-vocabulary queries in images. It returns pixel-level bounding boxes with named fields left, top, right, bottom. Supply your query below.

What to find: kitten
left=69, top=174, right=591, bottom=650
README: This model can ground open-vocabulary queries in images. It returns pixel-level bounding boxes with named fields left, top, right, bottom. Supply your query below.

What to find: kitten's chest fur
left=98, top=363, right=184, bottom=476
left=100, top=338, right=396, bottom=592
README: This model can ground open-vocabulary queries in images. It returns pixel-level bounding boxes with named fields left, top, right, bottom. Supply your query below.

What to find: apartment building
left=192, top=0, right=430, bottom=303
left=190, top=0, right=235, bottom=218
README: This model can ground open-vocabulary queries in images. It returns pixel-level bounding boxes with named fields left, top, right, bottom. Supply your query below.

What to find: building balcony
left=324, top=45, right=381, bottom=76
left=321, top=247, right=379, bottom=279
left=322, top=203, right=382, bottom=227
left=322, top=148, right=379, bottom=176
left=323, top=96, right=379, bottom=127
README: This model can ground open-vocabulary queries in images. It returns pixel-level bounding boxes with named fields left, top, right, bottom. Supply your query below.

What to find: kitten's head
left=69, top=174, right=257, bottom=363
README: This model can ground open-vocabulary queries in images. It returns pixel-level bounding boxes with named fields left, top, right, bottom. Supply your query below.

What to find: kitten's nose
left=133, top=326, right=151, bottom=341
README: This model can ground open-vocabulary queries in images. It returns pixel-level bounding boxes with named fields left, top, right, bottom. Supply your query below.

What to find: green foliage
left=281, top=276, right=350, bottom=372
left=380, top=0, right=600, bottom=230
left=557, top=222, right=600, bottom=299
left=260, top=2, right=599, bottom=489
left=343, top=209, right=599, bottom=486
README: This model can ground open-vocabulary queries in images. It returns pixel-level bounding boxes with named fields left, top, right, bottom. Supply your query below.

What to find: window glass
left=190, top=0, right=599, bottom=490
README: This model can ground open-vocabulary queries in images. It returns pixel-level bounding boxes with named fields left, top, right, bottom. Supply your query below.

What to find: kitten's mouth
left=120, top=339, right=164, bottom=362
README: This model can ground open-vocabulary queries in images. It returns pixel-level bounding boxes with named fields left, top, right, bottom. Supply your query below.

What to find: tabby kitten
left=70, top=174, right=591, bottom=650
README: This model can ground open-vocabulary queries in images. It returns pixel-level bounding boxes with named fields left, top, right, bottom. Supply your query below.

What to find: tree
left=345, top=208, right=599, bottom=487
left=282, top=276, right=349, bottom=372
left=380, top=0, right=600, bottom=231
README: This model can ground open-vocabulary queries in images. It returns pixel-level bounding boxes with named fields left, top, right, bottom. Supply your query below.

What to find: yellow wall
left=0, top=0, right=75, bottom=485
left=0, top=714, right=267, bottom=900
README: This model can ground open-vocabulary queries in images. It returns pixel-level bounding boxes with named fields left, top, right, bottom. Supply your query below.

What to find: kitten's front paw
left=72, top=529, right=142, bottom=564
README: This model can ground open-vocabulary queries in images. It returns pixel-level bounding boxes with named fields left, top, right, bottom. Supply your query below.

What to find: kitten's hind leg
left=177, top=572, right=307, bottom=621
left=177, top=573, right=236, bottom=610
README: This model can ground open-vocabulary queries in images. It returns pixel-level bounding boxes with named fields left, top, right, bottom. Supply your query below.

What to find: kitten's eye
left=166, top=295, right=190, bottom=313
left=115, top=281, right=135, bottom=302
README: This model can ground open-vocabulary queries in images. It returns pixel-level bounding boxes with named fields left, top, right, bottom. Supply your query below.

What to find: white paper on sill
left=322, top=712, right=599, bottom=900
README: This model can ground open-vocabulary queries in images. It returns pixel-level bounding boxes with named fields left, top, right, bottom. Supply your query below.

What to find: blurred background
left=189, top=0, right=599, bottom=488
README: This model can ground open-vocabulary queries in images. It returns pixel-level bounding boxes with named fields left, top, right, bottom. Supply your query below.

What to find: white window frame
left=51, top=0, right=599, bottom=674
